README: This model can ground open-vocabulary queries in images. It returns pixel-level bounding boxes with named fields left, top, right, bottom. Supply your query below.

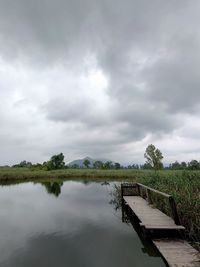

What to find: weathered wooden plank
left=137, top=183, right=171, bottom=198
left=153, top=239, right=200, bottom=267
left=123, top=196, right=183, bottom=230
left=136, top=183, right=181, bottom=225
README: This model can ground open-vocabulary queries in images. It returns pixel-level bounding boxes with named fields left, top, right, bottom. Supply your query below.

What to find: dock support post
left=136, top=184, right=141, bottom=196
left=146, top=188, right=153, bottom=205
left=168, top=196, right=181, bottom=225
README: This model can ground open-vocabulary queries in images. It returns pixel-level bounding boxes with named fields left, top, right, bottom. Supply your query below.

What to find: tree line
left=12, top=155, right=123, bottom=171
left=11, top=144, right=200, bottom=171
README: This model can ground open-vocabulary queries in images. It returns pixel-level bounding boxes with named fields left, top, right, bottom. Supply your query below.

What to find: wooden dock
left=121, top=183, right=200, bottom=267
left=124, top=196, right=185, bottom=231
left=153, top=239, right=200, bottom=267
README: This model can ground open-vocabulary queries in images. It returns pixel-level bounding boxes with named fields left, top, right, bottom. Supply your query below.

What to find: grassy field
left=0, top=167, right=199, bottom=250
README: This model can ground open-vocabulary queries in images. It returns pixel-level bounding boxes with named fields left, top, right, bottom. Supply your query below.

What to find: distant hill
left=67, top=157, right=110, bottom=167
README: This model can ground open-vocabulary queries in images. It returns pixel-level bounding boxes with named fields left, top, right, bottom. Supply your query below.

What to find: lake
left=0, top=181, right=166, bottom=267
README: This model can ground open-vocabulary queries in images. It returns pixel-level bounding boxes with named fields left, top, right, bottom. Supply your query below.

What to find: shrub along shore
left=0, top=167, right=199, bottom=251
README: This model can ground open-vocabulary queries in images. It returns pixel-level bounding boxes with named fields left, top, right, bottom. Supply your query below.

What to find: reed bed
left=140, top=172, right=200, bottom=250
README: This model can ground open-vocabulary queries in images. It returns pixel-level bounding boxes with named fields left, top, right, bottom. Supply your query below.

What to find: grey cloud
left=143, top=36, right=200, bottom=113
left=0, top=0, right=191, bottom=63
left=0, top=0, right=200, bottom=164
left=46, top=98, right=93, bottom=123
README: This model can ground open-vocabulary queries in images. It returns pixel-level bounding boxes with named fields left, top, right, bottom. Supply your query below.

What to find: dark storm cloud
left=143, top=35, right=200, bottom=113
left=0, top=0, right=200, bottom=163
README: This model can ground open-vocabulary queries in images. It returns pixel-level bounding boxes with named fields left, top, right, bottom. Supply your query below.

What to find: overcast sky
left=1, top=0, right=200, bottom=165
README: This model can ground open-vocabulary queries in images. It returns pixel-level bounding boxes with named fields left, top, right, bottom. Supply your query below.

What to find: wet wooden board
left=153, top=239, right=200, bottom=267
left=123, top=196, right=185, bottom=230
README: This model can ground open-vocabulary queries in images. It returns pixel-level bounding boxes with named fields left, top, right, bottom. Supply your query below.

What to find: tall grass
left=139, top=172, right=200, bottom=250
left=0, top=167, right=159, bottom=181
left=1, top=167, right=200, bottom=180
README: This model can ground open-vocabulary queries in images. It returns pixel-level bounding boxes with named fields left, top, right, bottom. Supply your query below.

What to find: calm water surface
left=0, top=181, right=166, bottom=267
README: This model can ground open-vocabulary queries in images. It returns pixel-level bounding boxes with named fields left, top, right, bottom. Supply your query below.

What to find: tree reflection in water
left=41, top=182, right=63, bottom=197
left=109, top=184, right=121, bottom=211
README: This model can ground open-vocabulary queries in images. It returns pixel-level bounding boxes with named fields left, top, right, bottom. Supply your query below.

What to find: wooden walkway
left=124, top=196, right=185, bottom=231
left=121, top=183, right=200, bottom=267
left=153, top=239, right=200, bottom=267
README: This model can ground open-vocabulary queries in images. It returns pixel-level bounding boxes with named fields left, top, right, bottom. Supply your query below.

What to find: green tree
left=13, top=160, right=32, bottom=168
left=93, top=160, right=103, bottom=169
left=170, top=161, right=181, bottom=170
left=188, top=160, right=200, bottom=170
left=71, top=164, right=79, bottom=169
left=47, top=153, right=65, bottom=170
left=128, top=164, right=140, bottom=169
left=114, top=162, right=121, bottom=169
left=83, top=159, right=90, bottom=168
left=144, top=144, right=163, bottom=170
left=103, top=161, right=113, bottom=169
left=180, top=161, right=187, bottom=169
left=140, top=163, right=153, bottom=170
